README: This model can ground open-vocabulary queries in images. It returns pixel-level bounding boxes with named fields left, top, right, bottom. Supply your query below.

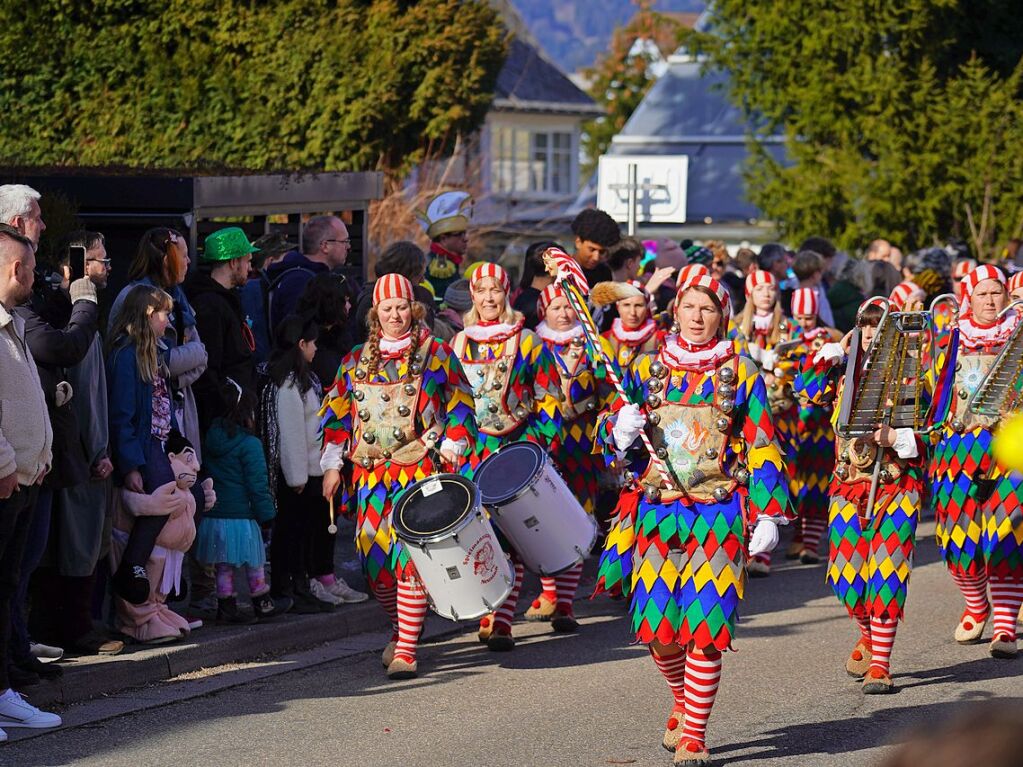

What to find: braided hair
left=363, top=301, right=428, bottom=379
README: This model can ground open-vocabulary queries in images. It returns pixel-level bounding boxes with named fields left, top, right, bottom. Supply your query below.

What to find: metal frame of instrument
left=967, top=299, right=1023, bottom=417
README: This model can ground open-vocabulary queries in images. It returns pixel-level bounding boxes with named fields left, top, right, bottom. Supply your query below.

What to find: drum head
left=393, top=474, right=478, bottom=544
left=475, top=440, right=546, bottom=506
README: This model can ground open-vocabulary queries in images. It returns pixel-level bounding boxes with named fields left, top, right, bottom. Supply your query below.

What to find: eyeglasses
left=87, top=258, right=112, bottom=267
left=325, top=238, right=351, bottom=247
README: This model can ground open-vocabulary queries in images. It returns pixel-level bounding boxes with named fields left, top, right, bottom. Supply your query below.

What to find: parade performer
left=594, top=272, right=792, bottom=765
left=932, top=264, right=1023, bottom=659
left=452, top=263, right=563, bottom=650
left=736, top=269, right=800, bottom=575
left=527, top=283, right=616, bottom=632
left=601, top=279, right=661, bottom=369
left=795, top=301, right=933, bottom=693
left=784, top=287, right=843, bottom=564
left=320, top=274, right=477, bottom=679
left=417, top=191, right=472, bottom=300
left=952, top=257, right=978, bottom=302
left=1008, top=271, right=1023, bottom=303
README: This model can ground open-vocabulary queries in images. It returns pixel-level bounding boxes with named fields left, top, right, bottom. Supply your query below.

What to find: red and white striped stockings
left=493, top=561, right=524, bottom=632
left=989, top=578, right=1023, bottom=641
left=651, top=647, right=721, bottom=750
left=373, top=579, right=429, bottom=663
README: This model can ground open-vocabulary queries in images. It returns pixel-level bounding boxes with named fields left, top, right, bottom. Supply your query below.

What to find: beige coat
left=0, top=303, right=52, bottom=485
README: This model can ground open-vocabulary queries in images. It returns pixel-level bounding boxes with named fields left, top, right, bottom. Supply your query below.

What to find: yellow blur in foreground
left=993, top=413, right=1023, bottom=472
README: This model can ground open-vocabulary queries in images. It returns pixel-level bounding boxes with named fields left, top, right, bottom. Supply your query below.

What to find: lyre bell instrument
left=968, top=299, right=1023, bottom=417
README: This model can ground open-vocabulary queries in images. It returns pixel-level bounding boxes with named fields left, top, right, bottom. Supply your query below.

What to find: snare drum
left=474, top=441, right=598, bottom=576
left=392, top=473, right=513, bottom=622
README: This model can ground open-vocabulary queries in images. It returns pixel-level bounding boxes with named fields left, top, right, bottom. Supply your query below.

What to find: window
left=491, top=126, right=575, bottom=197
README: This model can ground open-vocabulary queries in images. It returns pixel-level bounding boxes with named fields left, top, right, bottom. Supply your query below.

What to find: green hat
left=202, top=227, right=260, bottom=262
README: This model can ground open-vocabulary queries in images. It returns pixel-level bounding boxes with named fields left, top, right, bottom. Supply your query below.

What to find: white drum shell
left=489, top=462, right=597, bottom=575
left=400, top=511, right=513, bottom=622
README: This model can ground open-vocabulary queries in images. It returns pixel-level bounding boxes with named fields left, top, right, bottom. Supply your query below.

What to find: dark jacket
left=15, top=289, right=99, bottom=489
left=184, top=271, right=255, bottom=430
left=513, top=286, right=542, bottom=331
left=309, top=323, right=352, bottom=393
left=828, top=279, right=866, bottom=334
left=265, top=251, right=329, bottom=332
left=201, top=419, right=275, bottom=523
left=239, top=272, right=272, bottom=366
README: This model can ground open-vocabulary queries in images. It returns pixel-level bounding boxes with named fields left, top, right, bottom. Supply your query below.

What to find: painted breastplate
left=350, top=338, right=441, bottom=468
left=638, top=357, right=749, bottom=504
left=833, top=434, right=907, bottom=485
left=554, top=339, right=596, bottom=422
left=458, top=334, right=532, bottom=437
left=950, top=352, right=999, bottom=432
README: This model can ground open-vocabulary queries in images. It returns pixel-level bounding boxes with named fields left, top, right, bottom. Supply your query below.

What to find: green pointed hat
left=202, top=227, right=260, bottom=262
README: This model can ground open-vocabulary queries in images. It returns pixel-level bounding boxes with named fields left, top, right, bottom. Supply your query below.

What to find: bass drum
left=392, top=473, right=513, bottom=622
left=474, top=441, right=597, bottom=576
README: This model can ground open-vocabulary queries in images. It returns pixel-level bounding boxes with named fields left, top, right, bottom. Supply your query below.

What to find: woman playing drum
left=595, top=273, right=792, bottom=765
left=320, top=275, right=477, bottom=679
left=452, top=263, right=564, bottom=651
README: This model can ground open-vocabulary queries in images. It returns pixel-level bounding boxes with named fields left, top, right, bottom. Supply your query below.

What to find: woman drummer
left=320, top=274, right=477, bottom=679
left=595, top=273, right=792, bottom=765
left=530, top=283, right=616, bottom=632
left=452, top=263, right=564, bottom=651
left=736, top=269, right=800, bottom=576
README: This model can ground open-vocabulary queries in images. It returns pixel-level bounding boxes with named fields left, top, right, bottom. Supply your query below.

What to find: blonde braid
left=365, top=308, right=384, bottom=379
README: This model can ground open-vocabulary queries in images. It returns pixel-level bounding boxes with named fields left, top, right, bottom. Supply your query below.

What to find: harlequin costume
left=320, top=275, right=477, bottom=677
left=931, top=265, right=1023, bottom=658
left=793, top=305, right=935, bottom=693
left=594, top=273, right=793, bottom=764
left=738, top=270, right=801, bottom=575
left=785, top=288, right=844, bottom=564
left=452, top=263, right=564, bottom=649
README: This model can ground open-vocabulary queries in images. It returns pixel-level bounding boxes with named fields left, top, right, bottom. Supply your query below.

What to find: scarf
left=430, top=241, right=464, bottom=267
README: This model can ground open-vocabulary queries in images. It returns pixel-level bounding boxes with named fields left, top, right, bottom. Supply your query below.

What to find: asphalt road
left=7, top=521, right=1022, bottom=767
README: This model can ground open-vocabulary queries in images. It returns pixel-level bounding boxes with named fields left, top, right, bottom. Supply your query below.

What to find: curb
left=24, top=601, right=393, bottom=710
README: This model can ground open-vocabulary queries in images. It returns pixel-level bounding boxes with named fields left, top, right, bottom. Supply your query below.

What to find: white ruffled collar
left=753, top=313, right=774, bottom=331
left=379, top=332, right=413, bottom=357
left=611, top=317, right=656, bottom=344
left=959, top=313, right=1018, bottom=350
left=660, top=335, right=734, bottom=371
left=536, top=322, right=584, bottom=345
left=463, top=318, right=524, bottom=343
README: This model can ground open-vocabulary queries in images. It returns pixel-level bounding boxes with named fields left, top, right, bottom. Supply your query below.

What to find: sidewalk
left=24, top=601, right=393, bottom=710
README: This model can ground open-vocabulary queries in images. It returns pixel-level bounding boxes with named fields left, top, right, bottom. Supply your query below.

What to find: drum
left=474, top=441, right=598, bottom=576
left=392, top=473, right=513, bottom=622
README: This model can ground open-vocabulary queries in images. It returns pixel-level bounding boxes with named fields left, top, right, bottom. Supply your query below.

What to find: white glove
left=748, top=344, right=765, bottom=364
left=612, top=404, right=646, bottom=451
left=760, top=349, right=778, bottom=370
left=813, top=342, right=844, bottom=366
left=320, top=441, right=346, bottom=472
left=748, top=518, right=780, bottom=557
left=439, top=438, right=467, bottom=465
left=891, top=427, right=919, bottom=460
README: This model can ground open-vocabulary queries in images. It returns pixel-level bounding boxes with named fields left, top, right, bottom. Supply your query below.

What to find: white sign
left=597, top=154, right=688, bottom=224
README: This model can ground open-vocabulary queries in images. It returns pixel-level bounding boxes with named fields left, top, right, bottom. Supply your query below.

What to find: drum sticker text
left=463, top=534, right=499, bottom=584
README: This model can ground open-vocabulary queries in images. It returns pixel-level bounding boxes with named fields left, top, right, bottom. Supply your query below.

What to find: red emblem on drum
left=467, top=536, right=499, bottom=584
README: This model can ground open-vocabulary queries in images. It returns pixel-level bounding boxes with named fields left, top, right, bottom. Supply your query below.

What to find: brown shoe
left=989, top=633, right=1018, bottom=660
left=386, top=654, right=418, bottom=680
left=846, top=638, right=872, bottom=678
left=478, top=614, right=495, bottom=644
left=662, top=710, right=686, bottom=752
left=862, top=668, right=894, bottom=694
left=525, top=593, right=556, bottom=622
left=550, top=607, right=579, bottom=633
left=673, top=738, right=712, bottom=765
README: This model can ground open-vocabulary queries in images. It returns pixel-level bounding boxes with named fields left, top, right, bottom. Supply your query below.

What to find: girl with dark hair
left=512, top=241, right=557, bottom=330
left=295, top=273, right=354, bottom=393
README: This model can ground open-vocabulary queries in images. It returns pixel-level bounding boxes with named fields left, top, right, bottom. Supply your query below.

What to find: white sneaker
left=309, top=579, right=344, bottom=606
left=0, top=688, right=62, bottom=728
left=327, top=577, right=369, bottom=604
left=29, top=642, right=63, bottom=663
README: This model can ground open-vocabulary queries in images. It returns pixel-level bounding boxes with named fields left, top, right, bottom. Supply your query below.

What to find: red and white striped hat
left=962, top=264, right=1006, bottom=301
left=678, top=272, right=732, bottom=323
left=888, top=281, right=925, bottom=310
left=1007, top=271, right=1023, bottom=294
left=676, top=263, right=710, bottom=286
left=537, top=283, right=568, bottom=320
left=953, top=258, right=978, bottom=280
left=791, top=287, right=819, bottom=317
left=744, top=269, right=777, bottom=297
left=373, top=273, right=414, bottom=305
left=469, top=262, right=510, bottom=294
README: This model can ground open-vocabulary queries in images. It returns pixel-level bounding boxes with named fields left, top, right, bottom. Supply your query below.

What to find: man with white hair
left=0, top=185, right=46, bottom=251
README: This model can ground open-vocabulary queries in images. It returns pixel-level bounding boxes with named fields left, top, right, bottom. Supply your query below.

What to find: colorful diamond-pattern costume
left=600, top=319, right=661, bottom=371
left=594, top=346, right=793, bottom=652
left=320, top=334, right=477, bottom=591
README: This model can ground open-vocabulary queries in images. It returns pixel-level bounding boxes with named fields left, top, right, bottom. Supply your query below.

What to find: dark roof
left=494, top=38, right=599, bottom=113
left=608, top=57, right=785, bottom=222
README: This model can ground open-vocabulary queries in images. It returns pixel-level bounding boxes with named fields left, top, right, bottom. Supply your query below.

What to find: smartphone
left=68, top=245, right=87, bottom=281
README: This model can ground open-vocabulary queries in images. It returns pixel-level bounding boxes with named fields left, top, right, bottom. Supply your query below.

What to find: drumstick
left=328, top=496, right=338, bottom=534
left=542, top=251, right=678, bottom=491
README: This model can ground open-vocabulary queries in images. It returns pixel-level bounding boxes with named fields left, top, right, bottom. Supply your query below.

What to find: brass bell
left=958, top=388, right=968, bottom=400
left=358, top=409, right=370, bottom=421
left=354, top=390, right=365, bottom=401
left=656, top=447, right=668, bottom=459
left=488, top=403, right=499, bottom=414
left=644, top=485, right=662, bottom=504
left=493, top=420, right=505, bottom=430
left=498, top=361, right=508, bottom=372
left=734, top=467, right=750, bottom=485
left=355, top=368, right=367, bottom=380
left=476, top=369, right=486, bottom=378
left=835, top=465, right=849, bottom=480
left=647, top=379, right=663, bottom=393
left=648, top=412, right=661, bottom=426
left=953, top=420, right=965, bottom=434
left=879, top=469, right=893, bottom=483
left=572, top=336, right=584, bottom=347
left=410, top=365, right=422, bottom=376
left=404, top=383, right=417, bottom=396
left=412, top=353, right=423, bottom=364
left=705, top=447, right=718, bottom=460
left=650, top=361, right=667, bottom=379
left=425, top=431, right=439, bottom=444
left=719, top=383, right=735, bottom=397
left=768, top=383, right=778, bottom=391
left=392, top=427, right=405, bottom=441
left=718, top=366, right=735, bottom=384
left=646, top=394, right=662, bottom=408
left=715, top=417, right=730, bottom=432
left=719, top=398, right=734, bottom=414
left=380, top=392, right=390, bottom=402
left=492, top=380, right=503, bottom=390
left=364, top=432, right=376, bottom=444
left=713, top=487, right=729, bottom=503
left=382, top=450, right=392, bottom=459
left=586, top=401, right=596, bottom=411
left=398, top=405, right=411, bottom=417
left=514, top=406, right=529, bottom=420
left=361, top=457, right=372, bottom=468
left=839, top=451, right=850, bottom=464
